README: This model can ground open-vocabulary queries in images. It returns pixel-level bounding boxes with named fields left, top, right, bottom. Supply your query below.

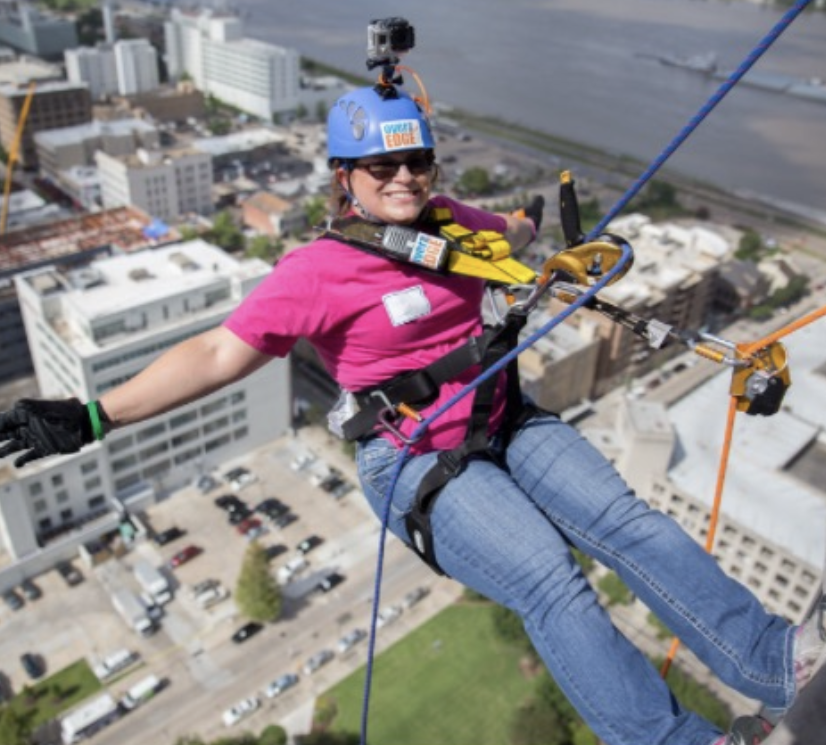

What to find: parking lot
left=0, top=426, right=462, bottom=743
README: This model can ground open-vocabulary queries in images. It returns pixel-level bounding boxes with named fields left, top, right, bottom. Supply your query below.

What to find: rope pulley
left=730, top=341, right=791, bottom=416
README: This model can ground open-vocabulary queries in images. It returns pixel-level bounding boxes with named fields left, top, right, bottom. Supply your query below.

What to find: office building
left=96, top=147, right=213, bottom=221
left=164, top=9, right=299, bottom=120
left=0, top=1, right=77, bottom=60
left=1, top=240, right=286, bottom=561
left=66, top=39, right=160, bottom=101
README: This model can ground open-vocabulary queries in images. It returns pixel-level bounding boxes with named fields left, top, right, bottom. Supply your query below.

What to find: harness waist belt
left=342, top=334, right=488, bottom=441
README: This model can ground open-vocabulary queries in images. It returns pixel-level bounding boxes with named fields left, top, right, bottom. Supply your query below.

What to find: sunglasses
left=354, top=154, right=435, bottom=180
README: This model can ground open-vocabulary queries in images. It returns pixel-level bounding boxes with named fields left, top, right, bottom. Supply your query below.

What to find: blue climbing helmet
left=327, top=86, right=435, bottom=163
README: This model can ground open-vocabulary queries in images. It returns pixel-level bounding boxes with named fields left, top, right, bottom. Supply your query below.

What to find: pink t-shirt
left=224, top=195, right=509, bottom=453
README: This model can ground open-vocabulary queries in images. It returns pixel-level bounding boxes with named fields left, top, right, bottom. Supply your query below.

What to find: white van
left=196, top=584, right=229, bottom=609
left=119, top=674, right=162, bottom=710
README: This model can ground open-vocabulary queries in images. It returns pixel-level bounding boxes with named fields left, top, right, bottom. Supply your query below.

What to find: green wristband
left=87, top=401, right=105, bottom=441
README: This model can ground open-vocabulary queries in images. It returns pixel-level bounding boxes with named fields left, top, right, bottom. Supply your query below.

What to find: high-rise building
left=1, top=241, right=286, bottom=560
left=95, top=147, right=213, bottom=220
left=0, top=0, right=77, bottom=59
left=65, top=39, right=160, bottom=101
left=164, top=9, right=299, bottom=120
left=114, top=39, right=160, bottom=97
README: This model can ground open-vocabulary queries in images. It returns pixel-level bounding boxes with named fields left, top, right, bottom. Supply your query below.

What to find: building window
left=38, top=517, right=53, bottom=532
left=80, top=461, right=98, bottom=474
left=170, top=410, right=197, bottom=429
left=84, top=476, right=102, bottom=491
left=140, top=442, right=169, bottom=460
left=56, top=491, right=70, bottom=504
left=33, top=499, right=47, bottom=514
left=136, top=422, right=166, bottom=442
left=51, top=474, right=64, bottom=487
left=109, top=436, right=133, bottom=454
left=88, top=495, right=106, bottom=509
left=201, top=398, right=227, bottom=417
left=60, top=508, right=73, bottom=522
left=204, top=434, right=231, bottom=452
left=115, top=473, right=141, bottom=491
left=113, top=454, right=138, bottom=472
left=29, top=482, right=43, bottom=497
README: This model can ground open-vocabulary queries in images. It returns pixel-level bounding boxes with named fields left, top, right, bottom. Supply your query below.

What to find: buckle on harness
left=371, top=390, right=424, bottom=445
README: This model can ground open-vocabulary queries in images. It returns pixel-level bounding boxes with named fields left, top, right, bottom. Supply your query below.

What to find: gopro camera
left=366, top=17, right=415, bottom=70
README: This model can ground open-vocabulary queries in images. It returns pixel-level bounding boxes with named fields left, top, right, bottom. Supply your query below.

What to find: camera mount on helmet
left=366, top=17, right=415, bottom=98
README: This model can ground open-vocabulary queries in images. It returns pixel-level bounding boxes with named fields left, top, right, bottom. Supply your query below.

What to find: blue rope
left=359, top=2, right=813, bottom=741
left=589, top=0, right=813, bottom=240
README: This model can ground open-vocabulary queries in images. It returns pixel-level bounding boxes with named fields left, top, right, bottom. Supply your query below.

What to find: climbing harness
left=325, top=201, right=634, bottom=573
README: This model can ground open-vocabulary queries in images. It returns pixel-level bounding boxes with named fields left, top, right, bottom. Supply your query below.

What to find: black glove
left=516, top=194, right=545, bottom=234
left=0, top=398, right=95, bottom=467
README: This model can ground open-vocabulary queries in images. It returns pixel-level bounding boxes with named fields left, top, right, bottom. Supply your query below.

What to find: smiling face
left=337, top=150, right=435, bottom=225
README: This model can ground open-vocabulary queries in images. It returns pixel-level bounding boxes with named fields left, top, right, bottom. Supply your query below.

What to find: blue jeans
left=357, top=412, right=796, bottom=745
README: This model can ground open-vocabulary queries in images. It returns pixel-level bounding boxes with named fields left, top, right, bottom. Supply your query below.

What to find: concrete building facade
left=0, top=1, right=77, bottom=59
left=1, top=241, right=288, bottom=561
left=164, top=9, right=299, bottom=120
left=0, top=80, right=92, bottom=168
left=95, top=147, right=213, bottom=221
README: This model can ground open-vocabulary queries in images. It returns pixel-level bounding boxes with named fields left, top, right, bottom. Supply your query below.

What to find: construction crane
left=0, top=81, right=36, bottom=235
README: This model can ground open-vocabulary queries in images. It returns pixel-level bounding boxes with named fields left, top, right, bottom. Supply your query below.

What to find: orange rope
left=661, top=303, right=826, bottom=678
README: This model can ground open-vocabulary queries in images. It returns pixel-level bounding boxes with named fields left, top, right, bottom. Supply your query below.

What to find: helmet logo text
left=380, top=120, right=424, bottom=150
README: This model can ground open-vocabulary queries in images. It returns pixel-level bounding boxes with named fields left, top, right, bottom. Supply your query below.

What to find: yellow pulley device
left=729, top=341, right=791, bottom=416
left=540, top=238, right=632, bottom=288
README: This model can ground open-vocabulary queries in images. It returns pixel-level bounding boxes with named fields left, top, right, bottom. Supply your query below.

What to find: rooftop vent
left=128, top=267, right=154, bottom=282
left=169, top=252, right=199, bottom=272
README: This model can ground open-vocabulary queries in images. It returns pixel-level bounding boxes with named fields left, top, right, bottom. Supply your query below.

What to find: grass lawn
left=322, top=602, right=536, bottom=745
left=5, top=659, right=102, bottom=731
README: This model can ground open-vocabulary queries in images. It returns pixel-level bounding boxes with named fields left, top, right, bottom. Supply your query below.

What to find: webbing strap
left=404, top=310, right=528, bottom=574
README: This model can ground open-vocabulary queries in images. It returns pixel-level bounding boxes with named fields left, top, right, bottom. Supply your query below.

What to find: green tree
left=174, top=737, right=206, bottom=745
left=294, top=732, right=360, bottom=745
left=208, top=211, right=245, bottom=252
left=597, top=571, right=633, bottom=606
left=295, top=104, right=308, bottom=120
left=234, top=541, right=282, bottom=622
left=304, top=195, right=328, bottom=229
left=456, top=166, right=492, bottom=197
left=0, top=706, right=31, bottom=745
left=259, top=724, right=288, bottom=745
left=315, top=101, right=329, bottom=123
left=647, top=611, right=673, bottom=640
left=246, top=234, right=284, bottom=264
left=735, top=229, right=764, bottom=262
left=509, top=699, right=568, bottom=745
left=491, top=604, right=534, bottom=653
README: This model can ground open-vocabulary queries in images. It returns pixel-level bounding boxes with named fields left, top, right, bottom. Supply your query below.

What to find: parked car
left=20, top=653, right=43, bottom=679
left=297, top=535, right=324, bottom=555
left=336, top=628, right=367, bottom=654
left=190, top=578, right=220, bottom=597
left=244, top=525, right=267, bottom=541
left=195, top=474, right=218, bottom=494
left=255, top=498, right=289, bottom=518
left=228, top=507, right=254, bottom=525
left=153, top=526, right=186, bottom=546
left=302, top=649, right=334, bottom=675
left=403, top=586, right=430, bottom=609
left=2, top=589, right=23, bottom=611
left=231, top=622, right=264, bottom=644
left=272, top=512, right=298, bottom=530
left=169, top=545, right=203, bottom=569
left=195, top=585, right=229, bottom=609
left=236, top=517, right=262, bottom=535
left=331, top=480, right=356, bottom=500
left=215, top=494, right=247, bottom=512
left=224, top=467, right=257, bottom=491
left=277, top=555, right=308, bottom=584
left=315, top=572, right=346, bottom=594
left=263, top=544, right=288, bottom=561
left=55, top=560, right=83, bottom=586
left=376, top=605, right=403, bottom=629
left=20, top=579, right=42, bottom=601
left=222, top=696, right=259, bottom=726
left=265, top=673, right=299, bottom=698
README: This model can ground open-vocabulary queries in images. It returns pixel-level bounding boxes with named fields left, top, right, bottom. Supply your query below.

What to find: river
left=237, top=0, right=826, bottom=215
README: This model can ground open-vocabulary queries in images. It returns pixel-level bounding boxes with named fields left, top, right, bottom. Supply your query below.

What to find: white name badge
left=382, top=285, right=431, bottom=327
